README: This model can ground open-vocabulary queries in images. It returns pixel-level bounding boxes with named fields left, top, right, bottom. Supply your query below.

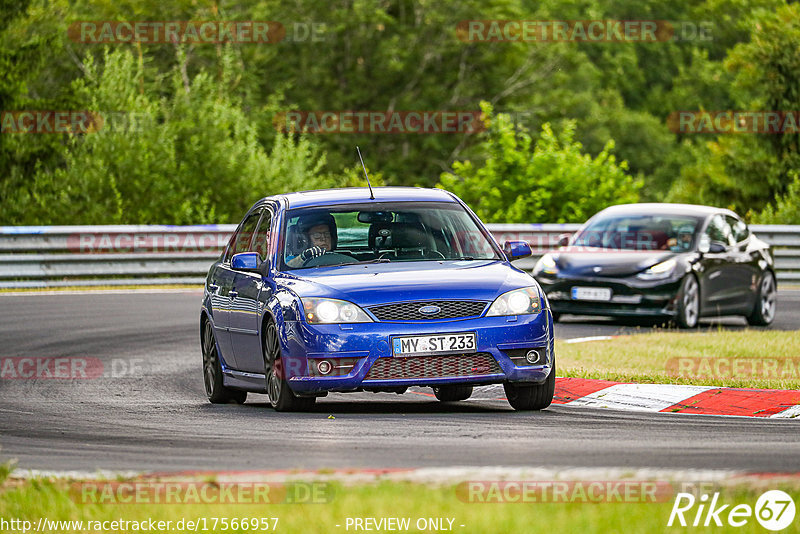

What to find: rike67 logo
left=668, top=490, right=796, bottom=531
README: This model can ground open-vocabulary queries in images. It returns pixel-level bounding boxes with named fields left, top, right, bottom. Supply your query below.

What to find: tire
left=432, top=385, right=473, bottom=402
left=503, top=358, right=556, bottom=411
left=675, top=274, right=700, bottom=329
left=551, top=311, right=561, bottom=323
left=263, top=319, right=315, bottom=412
left=747, top=271, right=777, bottom=326
left=202, top=318, right=247, bottom=404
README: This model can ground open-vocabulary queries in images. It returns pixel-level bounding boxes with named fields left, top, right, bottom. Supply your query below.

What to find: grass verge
left=1, top=478, right=798, bottom=534
left=557, top=330, right=800, bottom=389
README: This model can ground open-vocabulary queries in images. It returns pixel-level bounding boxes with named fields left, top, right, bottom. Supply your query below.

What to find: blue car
left=200, top=187, right=555, bottom=411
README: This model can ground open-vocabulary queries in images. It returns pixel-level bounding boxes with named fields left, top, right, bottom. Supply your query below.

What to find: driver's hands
left=300, top=246, right=325, bottom=261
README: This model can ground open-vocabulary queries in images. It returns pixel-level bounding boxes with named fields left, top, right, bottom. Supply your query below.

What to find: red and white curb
left=553, top=377, right=800, bottom=418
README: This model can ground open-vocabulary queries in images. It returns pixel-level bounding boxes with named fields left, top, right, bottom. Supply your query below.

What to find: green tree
left=438, top=103, right=640, bottom=223
left=5, top=48, right=331, bottom=224
left=754, top=171, right=800, bottom=224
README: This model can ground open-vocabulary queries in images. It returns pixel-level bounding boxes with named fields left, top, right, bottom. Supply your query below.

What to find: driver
left=286, top=213, right=336, bottom=267
left=667, top=224, right=694, bottom=252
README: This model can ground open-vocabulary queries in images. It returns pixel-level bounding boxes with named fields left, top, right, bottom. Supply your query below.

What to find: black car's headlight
left=533, top=253, right=558, bottom=275
left=486, top=287, right=542, bottom=316
left=636, top=259, right=677, bottom=280
left=301, top=298, right=373, bottom=324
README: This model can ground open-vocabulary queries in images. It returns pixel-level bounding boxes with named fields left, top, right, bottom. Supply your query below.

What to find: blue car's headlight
left=301, top=298, right=373, bottom=324
left=486, top=287, right=542, bottom=316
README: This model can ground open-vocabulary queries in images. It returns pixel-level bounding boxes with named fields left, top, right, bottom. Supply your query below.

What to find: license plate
left=571, top=286, right=612, bottom=301
left=392, top=333, right=476, bottom=357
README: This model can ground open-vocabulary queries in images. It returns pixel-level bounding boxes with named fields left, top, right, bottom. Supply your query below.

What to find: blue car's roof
left=271, top=187, right=458, bottom=209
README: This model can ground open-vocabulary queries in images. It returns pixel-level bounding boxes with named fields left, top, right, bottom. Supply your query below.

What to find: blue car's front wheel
left=264, top=319, right=315, bottom=412
left=503, top=358, right=555, bottom=411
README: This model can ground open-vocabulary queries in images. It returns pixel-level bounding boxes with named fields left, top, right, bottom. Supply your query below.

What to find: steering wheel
left=302, top=252, right=358, bottom=267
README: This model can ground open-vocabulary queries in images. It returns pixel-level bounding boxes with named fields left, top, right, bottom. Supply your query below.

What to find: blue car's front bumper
left=281, top=311, right=555, bottom=395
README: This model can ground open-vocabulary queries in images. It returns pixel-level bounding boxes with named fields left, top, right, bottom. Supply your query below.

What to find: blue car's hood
left=276, top=260, right=536, bottom=307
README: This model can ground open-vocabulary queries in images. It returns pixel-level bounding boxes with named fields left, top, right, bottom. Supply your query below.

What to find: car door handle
left=229, top=291, right=239, bottom=298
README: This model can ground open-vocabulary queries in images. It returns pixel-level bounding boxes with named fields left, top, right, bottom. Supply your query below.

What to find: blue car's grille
left=364, top=353, right=500, bottom=381
left=368, top=300, right=488, bottom=321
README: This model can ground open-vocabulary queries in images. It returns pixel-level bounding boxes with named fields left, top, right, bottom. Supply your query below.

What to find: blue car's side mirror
left=231, top=252, right=262, bottom=272
left=503, top=240, right=532, bottom=260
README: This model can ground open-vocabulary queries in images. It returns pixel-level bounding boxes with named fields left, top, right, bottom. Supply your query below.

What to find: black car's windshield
left=573, top=214, right=703, bottom=252
left=281, top=202, right=502, bottom=270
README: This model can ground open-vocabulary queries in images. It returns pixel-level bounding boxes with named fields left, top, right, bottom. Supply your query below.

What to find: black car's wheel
left=202, top=318, right=247, bottom=404
left=432, top=385, right=473, bottom=402
left=747, top=271, right=777, bottom=326
left=675, top=274, right=700, bottom=329
left=503, top=359, right=556, bottom=411
left=264, top=319, right=315, bottom=412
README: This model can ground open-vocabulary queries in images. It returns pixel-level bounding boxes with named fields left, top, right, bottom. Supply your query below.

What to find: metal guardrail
left=0, top=223, right=798, bottom=288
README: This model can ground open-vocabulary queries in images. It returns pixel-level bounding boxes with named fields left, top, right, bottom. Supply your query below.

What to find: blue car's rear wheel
left=264, top=319, right=315, bottom=412
left=503, top=358, right=555, bottom=411
left=202, top=318, right=247, bottom=404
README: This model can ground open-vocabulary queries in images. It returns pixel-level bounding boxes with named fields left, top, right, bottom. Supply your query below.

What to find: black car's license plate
left=392, top=333, right=476, bottom=357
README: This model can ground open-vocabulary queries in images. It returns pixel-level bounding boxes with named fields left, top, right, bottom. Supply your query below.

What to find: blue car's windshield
left=281, top=202, right=502, bottom=269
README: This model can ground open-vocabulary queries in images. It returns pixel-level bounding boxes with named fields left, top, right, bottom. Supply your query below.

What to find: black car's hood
left=553, top=247, right=680, bottom=277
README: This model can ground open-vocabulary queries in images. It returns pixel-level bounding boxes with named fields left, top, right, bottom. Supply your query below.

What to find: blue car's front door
left=230, top=207, right=275, bottom=373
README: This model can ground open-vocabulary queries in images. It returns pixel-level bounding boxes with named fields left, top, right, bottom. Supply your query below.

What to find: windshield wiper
left=359, top=258, right=392, bottom=264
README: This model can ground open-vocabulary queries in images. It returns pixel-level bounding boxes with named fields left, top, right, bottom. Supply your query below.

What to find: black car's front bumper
left=536, top=274, right=683, bottom=318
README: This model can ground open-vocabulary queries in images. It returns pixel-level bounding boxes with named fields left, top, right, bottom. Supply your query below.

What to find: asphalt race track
left=0, top=289, right=798, bottom=473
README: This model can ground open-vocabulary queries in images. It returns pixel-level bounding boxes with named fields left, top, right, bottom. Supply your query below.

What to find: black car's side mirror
left=231, top=252, right=262, bottom=272
left=556, top=233, right=571, bottom=247
left=709, top=241, right=728, bottom=254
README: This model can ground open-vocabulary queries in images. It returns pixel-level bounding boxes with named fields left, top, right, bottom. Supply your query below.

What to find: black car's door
left=230, top=206, right=275, bottom=373
left=698, top=214, right=740, bottom=315
left=725, top=215, right=761, bottom=314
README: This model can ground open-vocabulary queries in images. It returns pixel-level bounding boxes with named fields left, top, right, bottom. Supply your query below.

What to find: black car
left=532, top=203, right=777, bottom=327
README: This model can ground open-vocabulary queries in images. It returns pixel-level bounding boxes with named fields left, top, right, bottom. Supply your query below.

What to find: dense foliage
left=0, top=0, right=798, bottom=224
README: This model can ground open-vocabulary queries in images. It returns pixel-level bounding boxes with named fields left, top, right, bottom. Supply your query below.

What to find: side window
left=225, top=210, right=262, bottom=262
left=252, top=210, right=273, bottom=259
left=705, top=215, right=734, bottom=246
left=726, top=215, right=749, bottom=243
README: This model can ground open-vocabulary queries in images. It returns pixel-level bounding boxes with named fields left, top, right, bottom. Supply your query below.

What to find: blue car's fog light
left=308, top=357, right=361, bottom=377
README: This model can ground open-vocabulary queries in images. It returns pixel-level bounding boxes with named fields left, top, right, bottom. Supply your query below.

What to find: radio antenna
left=356, top=146, right=375, bottom=200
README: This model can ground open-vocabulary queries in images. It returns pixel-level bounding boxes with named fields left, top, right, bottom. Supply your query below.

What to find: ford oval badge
left=418, top=305, right=441, bottom=316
